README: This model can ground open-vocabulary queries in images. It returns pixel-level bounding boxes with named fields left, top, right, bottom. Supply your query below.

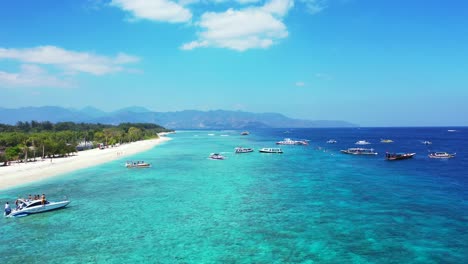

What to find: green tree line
left=0, top=121, right=173, bottom=165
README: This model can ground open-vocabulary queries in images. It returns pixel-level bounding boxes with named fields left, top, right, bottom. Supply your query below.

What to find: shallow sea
left=1, top=128, right=467, bottom=263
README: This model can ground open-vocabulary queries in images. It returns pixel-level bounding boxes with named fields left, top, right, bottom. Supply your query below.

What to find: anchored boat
left=209, top=153, right=225, bottom=160
left=235, top=147, right=254, bottom=153
left=341, top=148, right=378, bottom=155
left=385, top=152, right=416, bottom=161
left=5, top=198, right=70, bottom=218
left=355, top=140, right=371, bottom=145
left=259, top=148, right=283, bottom=154
left=428, top=152, right=455, bottom=159
left=125, top=161, right=151, bottom=168
left=276, top=138, right=308, bottom=145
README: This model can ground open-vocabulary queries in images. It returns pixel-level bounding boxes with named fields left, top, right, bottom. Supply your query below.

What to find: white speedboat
left=341, top=148, right=378, bottom=155
left=276, top=138, right=308, bottom=145
left=209, top=153, right=225, bottom=160
left=259, top=148, right=283, bottom=154
left=240, top=131, right=249, bottom=135
left=235, top=147, right=254, bottom=153
left=326, top=139, right=337, bottom=144
left=380, top=139, right=394, bottom=143
left=125, top=161, right=151, bottom=168
left=422, top=140, right=432, bottom=145
left=428, top=152, right=455, bottom=159
left=5, top=198, right=70, bottom=218
left=355, top=140, right=371, bottom=145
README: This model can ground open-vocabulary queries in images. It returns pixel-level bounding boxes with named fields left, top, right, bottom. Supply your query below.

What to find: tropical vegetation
left=0, top=121, right=173, bottom=165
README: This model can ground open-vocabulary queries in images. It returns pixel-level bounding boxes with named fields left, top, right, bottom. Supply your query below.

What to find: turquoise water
left=1, top=129, right=467, bottom=263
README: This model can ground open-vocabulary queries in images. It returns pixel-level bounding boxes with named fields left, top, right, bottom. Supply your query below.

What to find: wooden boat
left=385, top=152, right=415, bottom=161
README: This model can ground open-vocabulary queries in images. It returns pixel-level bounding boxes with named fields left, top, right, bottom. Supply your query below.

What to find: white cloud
left=111, top=0, right=192, bottom=23
left=262, top=0, right=294, bottom=16
left=0, top=64, right=71, bottom=88
left=299, top=0, right=327, bottom=14
left=237, top=0, right=262, bottom=4
left=0, top=46, right=140, bottom=75
left=295, top=81, right=305, bottom=87
left=181, top=0, right=293, bottom=51
left=181, top=40, right=209, bottom=50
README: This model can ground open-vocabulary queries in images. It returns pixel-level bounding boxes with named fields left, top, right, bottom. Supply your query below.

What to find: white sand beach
left=0, top=136, right=172, bottom=191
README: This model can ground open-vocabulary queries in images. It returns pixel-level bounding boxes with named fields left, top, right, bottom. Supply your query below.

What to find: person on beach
left=4, top=202, right=11, bottom=216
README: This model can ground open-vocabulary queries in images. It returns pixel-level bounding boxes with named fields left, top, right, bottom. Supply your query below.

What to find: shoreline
left=0, top=135, right=172, bottom=191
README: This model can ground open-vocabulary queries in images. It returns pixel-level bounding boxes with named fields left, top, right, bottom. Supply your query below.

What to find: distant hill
left=0, top=106, right=357, bottom=129
left=79, top=106, right=107, bottom=118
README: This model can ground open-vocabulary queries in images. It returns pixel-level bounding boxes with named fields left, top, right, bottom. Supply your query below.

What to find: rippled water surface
left=1, top=128, right=467, bottom=263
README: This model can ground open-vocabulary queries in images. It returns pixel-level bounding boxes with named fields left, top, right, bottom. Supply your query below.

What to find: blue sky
left=0, top=0, right=467, bottom=126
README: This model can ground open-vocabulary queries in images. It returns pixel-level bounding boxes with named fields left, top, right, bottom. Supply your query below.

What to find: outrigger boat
left=385, top=152, right=415, bottom=161
left=341, top=148, right=378, bottom=155
left=428, top=152, right=456, bottom=159
left=5, top=198, right=70, bottom=218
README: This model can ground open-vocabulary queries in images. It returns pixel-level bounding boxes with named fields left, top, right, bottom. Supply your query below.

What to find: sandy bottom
left=0, top=136, right=172, bottom=190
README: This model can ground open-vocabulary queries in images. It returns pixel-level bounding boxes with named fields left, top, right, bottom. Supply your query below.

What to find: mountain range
left=0, top=106, right=357, bottom=129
